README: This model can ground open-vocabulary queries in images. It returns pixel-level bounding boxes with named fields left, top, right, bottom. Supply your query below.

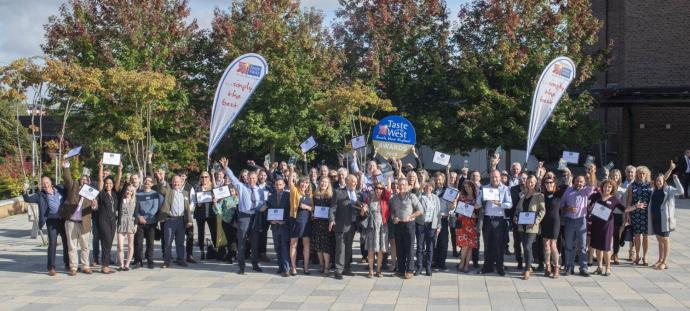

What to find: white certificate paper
left=455, top=202, right=475, bottom=217
left=482, top=188, right=500, bottom=202
left=102, top=152, right=122, bottom=166
left=212, top=186, right=231, bottom=200
left=314, top=206, right=329, bottom=219
left=432, top=151, right=451, bottom=166
left=591, top=202, right=612, bottom=221
left=442, top=187, right=459, bottom=202
left=300, top=136, right=317, bottom=153
left=64, top=146, right=82, bottom=159
left=518, top=212, right=536, bottom=225
left=351, top=135, right=366, bottom=150
left=195, top=191, right=213, bottom=204
left=562, top=151, right=579, bottom=164
left=267, top=208, right=284, bottom=221
left=78, top=184, right=99, bottom=200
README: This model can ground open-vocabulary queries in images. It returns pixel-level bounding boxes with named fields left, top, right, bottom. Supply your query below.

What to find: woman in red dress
left=455, top=180, right=481, bottom=273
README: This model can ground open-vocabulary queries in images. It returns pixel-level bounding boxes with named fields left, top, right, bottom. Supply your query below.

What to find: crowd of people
left=22, top=147, right=688, bottom=280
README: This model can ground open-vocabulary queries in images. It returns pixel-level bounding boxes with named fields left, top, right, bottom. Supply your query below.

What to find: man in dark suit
left=262, top=177, right=291, bottom=276
left=674, top=149, right=690, bottom=199
left=329, top=174, right=364, bottom=279
left=508, top=172, right=527, bottom=270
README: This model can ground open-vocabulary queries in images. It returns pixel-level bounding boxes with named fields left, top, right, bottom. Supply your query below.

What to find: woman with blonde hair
left=515, top=175, right=545, bottom=280
left=287, top=166, right=314, bottom=275
left=608, top=169, right=625, bottom=264
left=648, top=172, right=683, bottom=270
left=626, top=166, right=652, bottom=265
left=116, top=185, right=137, bottom=271
left=311, top=176, right=334, bottom=276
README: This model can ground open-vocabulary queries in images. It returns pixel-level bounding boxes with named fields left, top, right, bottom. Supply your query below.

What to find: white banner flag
left=208, top=53, right=269, bottom=158
left=525, top=56, right=576, bottom=162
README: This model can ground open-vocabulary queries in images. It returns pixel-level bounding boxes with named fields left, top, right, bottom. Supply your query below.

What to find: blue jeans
left=163, top=217, right=186, bottom=263
left=271, top=223, right=290, bottom=272
left=564, top=217, right=588, bottom=271
left=419, top=223, right=437, bottom=271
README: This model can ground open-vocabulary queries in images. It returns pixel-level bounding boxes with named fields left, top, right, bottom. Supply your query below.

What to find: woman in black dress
left=541, top=176, right=563, bottom=278
left=194, top=171, right=216, bottom=260
left=287, top=167, right=313, bottom=275
left=311, top=177, right=334, bottom=276
left=588, top=180, right=627, bottom=276
left=96, top=160, right=120, bottom=274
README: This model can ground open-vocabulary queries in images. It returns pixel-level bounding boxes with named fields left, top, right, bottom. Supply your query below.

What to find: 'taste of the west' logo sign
left=237, top=62, right=263, bottom=78
left=371, top=115, right=416, bottom=159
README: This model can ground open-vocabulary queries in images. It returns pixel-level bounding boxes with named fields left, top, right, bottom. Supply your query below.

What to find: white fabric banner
left=208, top=53, right=269, bottom=158
left=525, top=56, right=576, bottom=162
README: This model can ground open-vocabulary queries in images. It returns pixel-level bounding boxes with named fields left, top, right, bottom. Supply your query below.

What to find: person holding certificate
left=454, top=180, right=481, bottom=273
left=312, top=177, right=334, bottom=276
left=417, top=182, right=441, bottom=276
left=587, top=180, right=626, bottom=276
left=62, top=160, right=95, bottom=276
left=647, top=174, right=683, bottom=271
left=540, top=176, right=564, bottom=278
left=260, top=177, right=291, bottom=276
left=193, top=171, right=217, bottom=261
left=157, top=176, right=193, bottom=268
left=364, top=178, right=392, bottom=278
left=478, top=170, right=512, bottom=276
left=287, top=166, right=314, bottom=275
left=514, top=176, right=545, bottom=280
left=560, top=170, right=597, bottom=277
left=215, top=185, right=238, bottom=263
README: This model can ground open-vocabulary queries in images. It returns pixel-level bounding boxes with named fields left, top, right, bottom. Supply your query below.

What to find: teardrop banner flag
left=208, top=53, right=268, bottom=158
left=372, top=115, right=416, bottom=159
left=525, top=56, right=576, bottom=162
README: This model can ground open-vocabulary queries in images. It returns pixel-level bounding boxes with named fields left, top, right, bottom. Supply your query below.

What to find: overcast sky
left=0, top=0, right=469, bottom=65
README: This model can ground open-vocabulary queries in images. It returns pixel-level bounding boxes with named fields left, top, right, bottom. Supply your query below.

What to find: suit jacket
left=515, top=193, right=545, bottom=234
left=329, top=188, right=364, bottom=233
left=23, top=185, right=66, bottom=229
left=157, top=184, right=192, bottom=224
left=674, top=155, right=690, bottom=176
left=508, top=184, right=522, bottom=219
left=59, top=165, right=94, bottom=230
left=265, top=189, right=291, bottom=223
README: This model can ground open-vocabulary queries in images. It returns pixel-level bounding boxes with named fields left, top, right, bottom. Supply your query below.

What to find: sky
left=0, top=0, right=469, bottom=65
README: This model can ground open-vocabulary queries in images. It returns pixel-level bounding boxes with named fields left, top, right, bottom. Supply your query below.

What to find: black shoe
left=334, top=272, right=343, bottom=280
left=425, top=268, right=432, bottom=276
left=480, top=268, right=493, bottom=274
left=342, top=270, right=354, bottom=276
left=252, top=266, right=262, bottom=272
left=147, top=262, right=154, bottom=269
left=473, top=262, right=480, bottom=268
left=516, top=263, right=523, bottom=270
left=238, top=268, right=245, bottom=275
left=497, top=269, right=506, bottom=276
left=566, top=267, right=574, bottom=276
left=579, top=270, right=590, bottom=277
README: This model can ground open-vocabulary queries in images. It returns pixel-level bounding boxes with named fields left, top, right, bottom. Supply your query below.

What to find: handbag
left=620, top=225, right=633, bottom=246
left=205, top=238, right=217, bottom=260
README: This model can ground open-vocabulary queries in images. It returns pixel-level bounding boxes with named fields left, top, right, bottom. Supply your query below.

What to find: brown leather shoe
left=68, top=269, right=77, bottom=276
left=404, top=272, right=413, bottom=279
left=523, top=270, right=531, bottom=280
left=83, top=267, right=92, bottom=274
left=176, top=259, right=188, bottom=267
left=47, top=269, right=56, bottom=276
left=186, top=256, right=197, bottom=264
left=101, top=266, right=111, bottom=274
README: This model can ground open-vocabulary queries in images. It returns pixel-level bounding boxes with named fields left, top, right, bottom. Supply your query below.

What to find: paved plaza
left=3, top=201, right=690, bottom=310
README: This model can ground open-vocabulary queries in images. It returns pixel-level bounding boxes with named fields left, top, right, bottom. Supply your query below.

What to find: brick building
left=589, top=0, right=690, bottom=173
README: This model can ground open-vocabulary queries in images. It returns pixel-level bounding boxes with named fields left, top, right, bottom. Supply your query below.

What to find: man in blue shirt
left=478, top=170, right=513, bottom=276
left=133, top=177, right=163, bottom=269
left=221, top=157, right=265, bottom=274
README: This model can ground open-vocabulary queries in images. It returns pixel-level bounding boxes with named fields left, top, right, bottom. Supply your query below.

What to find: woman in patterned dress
left=455, top=180, right=481, bottom=273
left=311, top=177, right=334, bottom=276
left=116, top=185, right=137, bottom=271
left=626, top=166, right=652, bottom=266
left=365, top=180, right=392, bottom=278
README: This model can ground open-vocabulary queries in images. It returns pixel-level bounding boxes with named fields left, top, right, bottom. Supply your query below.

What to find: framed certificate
left=455, top=202, right=474, bottom=217
left=300, top=136, right=317, bottom=153
left=212, top=186, right=231, bottom=200
left=442, top=187, right=459, bottom=202
left=351, top=135, right=366, bottom=150
left=432, top=151, right=451, bottom=166
left=314, top=206, right=329, bottom=219
left=102, top=152, right=122, bottom=166
left=78, top=184, right=99, bottom=201
left=267, top=208, right=284, bottom=221
left=195, top=191, right=213, bottom=204
left=518, top=212, right=536, bottom=225
left=591, top=202, right=612, bottom=221
left=482, top=188, right=500, bottom=202
left=562, top=151, right=579, bottom=164
left=64, top=146, right=82, bottom=159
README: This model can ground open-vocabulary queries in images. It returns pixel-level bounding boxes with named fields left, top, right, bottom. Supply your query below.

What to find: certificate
left=78, top=184, right=99, bottom=201
left=64, top=146, right=82, bottom=159
left=482, top=188, right=499, bottom=202
left=558, top=158, right=568, bottom=171
left=267, top=208, right=284, bottom=221
left=195, top=191, right=213, bottom=204
left=102, top=152, right=122, bottom=166
left=455, top=202, right=474, bottom=217
left=314, top=206, right=329, bottom=219
left=212, top=186, right=231, bottom=200
left=562, top=151, right=579, bottom=164
left=351, top=135, right=366, bottom=150
left=432, top=151, right=451, bottom=166
left=442, top=187, right=459, bottom=202
left=591, top=202, right=612, bottom=221
left=300, top=136, right=317, bottom=153
left=585, top=155, right=595, bottom=167
left=518, top=212, right=536, bottom=225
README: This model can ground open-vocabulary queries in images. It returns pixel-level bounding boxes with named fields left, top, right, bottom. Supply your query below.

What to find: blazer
left=157, top=184, right=192, bottom=224
left=647, top=175, right=684, bottom=234
left=674, top=155, right=690, bottom=176
left=23, top=185, right=66, bottom=229
left=265, top=189, right=291, bottom=223
left=59, top=166, right=94, bottom=230
left=515, top=192, right=545, bottom=234
left=329, top=187, right=364, bottom=233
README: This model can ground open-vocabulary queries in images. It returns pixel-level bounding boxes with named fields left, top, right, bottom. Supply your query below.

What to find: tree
left=210, top=0, right=345, bottom=163
left=451, top=0, right=609, bottom=157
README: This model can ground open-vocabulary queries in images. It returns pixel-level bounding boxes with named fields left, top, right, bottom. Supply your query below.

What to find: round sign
left=371, top=115, right=416, bottom=159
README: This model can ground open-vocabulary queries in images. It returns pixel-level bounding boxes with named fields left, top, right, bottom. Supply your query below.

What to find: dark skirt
left=289, top=210, right=312, bottom=238
left=540, top=214, right=560, bottom=240
left=590, top=215, right=614, bottom=251
left=651, top=199, right=670, bottom=237
left=311, top=219, right=333, bottom=253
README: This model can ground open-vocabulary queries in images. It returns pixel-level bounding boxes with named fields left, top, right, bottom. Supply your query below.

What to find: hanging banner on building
left=371, top=115, right=416, bottom=159
left=525, top=56, right=576, bottom=162
left=208, top=53, right=268, bottom=158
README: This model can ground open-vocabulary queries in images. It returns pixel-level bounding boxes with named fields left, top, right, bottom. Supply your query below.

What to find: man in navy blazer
left=262, top=177, right=291, bottom=276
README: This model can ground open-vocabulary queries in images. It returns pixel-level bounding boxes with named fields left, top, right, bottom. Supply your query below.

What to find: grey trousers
left=334, top=226, right=356, bottom=274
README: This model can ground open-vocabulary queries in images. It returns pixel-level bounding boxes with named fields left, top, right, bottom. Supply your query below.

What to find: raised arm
left=664, top=160, right=676, bottom=182
left=220, top=157, right=244, bottom=191
left=62, top=160, right=73, bottom=190
left=114, top=162, right=123, bottom=193
left=98, top=160, right=104, bottom=192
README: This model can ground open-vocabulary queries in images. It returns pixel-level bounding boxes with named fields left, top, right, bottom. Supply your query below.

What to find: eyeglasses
left=375, top=187, right=384, bottom=191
